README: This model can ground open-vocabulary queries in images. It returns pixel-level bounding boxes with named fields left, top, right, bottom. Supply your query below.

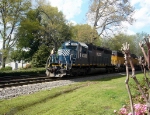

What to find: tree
left=10, top=49, right=28, bottom=68
left=87, top=0, right=134, bottom=37
left=16, top=3, right=72, bottom=65
left=37, top=3, right=72, bottom=50
left=10, top=49, right=28, bottom=62
left=0, top=0, right=31, bottom=68
left=16, top=9, right=42, bottom=61
left=31, top=44, right=50, bottom=67
left=111, top=34, right=127, bottom=50
left=101, top=33, right=141, bottom=55
left=71, top=24, right=99, bottom=45
left=135, top=32, right=149, bottom=56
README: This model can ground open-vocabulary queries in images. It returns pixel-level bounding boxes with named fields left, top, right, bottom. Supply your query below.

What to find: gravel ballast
left=0, top=73, right=126, bottom=99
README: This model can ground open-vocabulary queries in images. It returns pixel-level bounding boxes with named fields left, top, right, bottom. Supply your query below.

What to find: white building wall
left=6, top=61, right=28, bottom=70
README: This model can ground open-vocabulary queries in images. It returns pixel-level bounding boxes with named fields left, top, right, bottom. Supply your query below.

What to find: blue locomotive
left=46, top=40, right=115, bottom=77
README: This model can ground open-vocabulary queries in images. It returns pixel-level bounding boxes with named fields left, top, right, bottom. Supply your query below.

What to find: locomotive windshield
left=65, top=42, right=78, bottom=50
left=66, top=46, right=77, bottom=50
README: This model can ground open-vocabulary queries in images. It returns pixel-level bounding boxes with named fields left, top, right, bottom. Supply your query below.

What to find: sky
left=45, top=0, right=89, bottom=24
left=0, top=0, right=150, bottom=49
left=46, top=0, right=150, bottom=35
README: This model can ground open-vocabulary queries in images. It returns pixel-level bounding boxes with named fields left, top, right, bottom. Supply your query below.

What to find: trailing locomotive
left=111, top=51, right=140, bottom=71
left=46, top=40, right=139, bottom=77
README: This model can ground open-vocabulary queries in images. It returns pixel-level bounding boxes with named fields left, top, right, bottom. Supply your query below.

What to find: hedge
left=0, top=68, right=46, bottom=77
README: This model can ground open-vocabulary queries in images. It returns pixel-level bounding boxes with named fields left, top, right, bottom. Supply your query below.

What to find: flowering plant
left=116, top=104, right=147, bottom=115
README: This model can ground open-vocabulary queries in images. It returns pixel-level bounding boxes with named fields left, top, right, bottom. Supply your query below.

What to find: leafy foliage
left=31, top=45, right=50, bottom=67
left=37, top=3, right=72, bottom=49
left=16, top=9, right=42, bottom=61
left=0, top=68, right=45, bottom=76
left=0, top=0, right=31, bottom=67
left=0, top=66, right=12, bottom=71
left=16, top=4, right=72, bottom=66
left=10, top=50, right=27, bottom=62
left=71, top=24, right=100, bottom=45
left=135, top=32, right=149, bottom=56
left=100, top=33, right=143, bottom=56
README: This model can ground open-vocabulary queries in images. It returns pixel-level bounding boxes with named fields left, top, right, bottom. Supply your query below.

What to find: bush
left=0, top=66, right=12, bottom=71
left=0, top=68, right=46, bottom=77
left=31, top=45, right=49, bottom=67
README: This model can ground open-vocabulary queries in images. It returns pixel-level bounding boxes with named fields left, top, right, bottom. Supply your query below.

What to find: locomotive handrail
left=46, top=55, right=51, bottom=68
left=70, top=54, right=73, bottom=68
left=63, top=54, right=68, bottom=70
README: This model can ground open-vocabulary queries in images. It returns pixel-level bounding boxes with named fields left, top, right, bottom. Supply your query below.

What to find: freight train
left=46, top=40, right=140, bottom=77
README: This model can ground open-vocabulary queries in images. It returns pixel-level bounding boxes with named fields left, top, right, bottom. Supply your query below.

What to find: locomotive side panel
left=103, top=49, right=112, bottom=66
left=86, top=43, right=94, bottom=66
left=72, top=42, right=89, bottom=67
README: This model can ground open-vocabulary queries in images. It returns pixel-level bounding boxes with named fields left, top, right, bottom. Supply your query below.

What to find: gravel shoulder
left=0, top=72, right=132, bottom=99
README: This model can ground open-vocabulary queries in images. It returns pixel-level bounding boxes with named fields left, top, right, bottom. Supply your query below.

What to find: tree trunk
left=2, top=56, right=6, bottom=68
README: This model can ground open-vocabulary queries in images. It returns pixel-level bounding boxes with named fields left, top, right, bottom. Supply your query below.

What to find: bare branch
left=88, top=0, right=134, bottom=37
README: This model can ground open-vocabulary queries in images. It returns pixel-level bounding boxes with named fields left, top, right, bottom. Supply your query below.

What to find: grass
left=0, top=73, right=144, bottom=115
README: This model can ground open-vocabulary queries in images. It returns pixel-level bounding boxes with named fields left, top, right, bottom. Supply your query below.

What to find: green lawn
left=0, top=73, right=144, bottom=115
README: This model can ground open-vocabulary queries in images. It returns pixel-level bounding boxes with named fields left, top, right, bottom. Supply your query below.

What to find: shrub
left=31, top=45, right=49, bottom=68
left=0, top=68, right=46, bottom=76
left=0, top=66, right=12, bottom=71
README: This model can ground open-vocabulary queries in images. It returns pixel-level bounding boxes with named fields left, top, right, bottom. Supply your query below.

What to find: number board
left=82, top=54, right=87, bottom=58
left=97, top=52, right=102, bottom=56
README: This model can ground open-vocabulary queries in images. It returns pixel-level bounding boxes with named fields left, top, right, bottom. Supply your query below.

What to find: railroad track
left=0, top=71, right=142, bottom=99
left=0, top=72, right=104, bottom=88
left=0, top=75, right=60, bottom=88
left=0, top=70, right=142, bottom=89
